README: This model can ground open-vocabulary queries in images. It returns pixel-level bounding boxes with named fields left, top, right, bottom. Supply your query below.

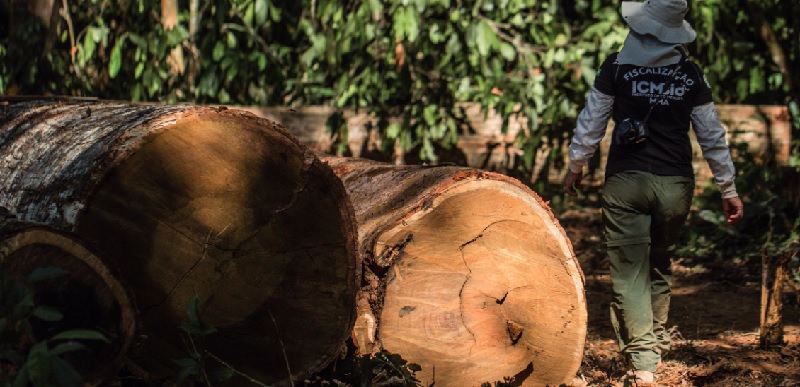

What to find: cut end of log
left=321, top=157, right=586, bottom=386
left=70, top=109, right=358, bottom=384
left=0, top=222, right=136, bottom=386
left=2, top=102, right=360, bottom=385
left=371, top=175, right=586, bottom=386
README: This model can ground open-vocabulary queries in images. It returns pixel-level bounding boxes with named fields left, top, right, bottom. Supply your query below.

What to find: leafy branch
left=0, top=267, right=108, bottom=387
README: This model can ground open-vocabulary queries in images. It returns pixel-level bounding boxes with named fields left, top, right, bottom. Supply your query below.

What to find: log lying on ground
left=323, top=156, right=586, bottom=387
left=0, top=101, right=359, bottom=385
left=0, top=216, right=136, bottom=386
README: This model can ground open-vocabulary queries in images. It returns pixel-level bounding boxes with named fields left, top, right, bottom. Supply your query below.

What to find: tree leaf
left=423, top=105, right=437, bottom=126
left=209, top=366, right=235, bottom=383
left=12, top=363, right=30, bottom=387
left=172, top=358, right=199, bottom=384
left=26, top=267, right=68, bottom=283
left=186, top=296, right=201, bottom=326
left=51, top=329, right=109, bottom=343
left=49, top=357, right=83, bottom=387
left=475, top=20, right=497, bottom=57
left=393, top=6, right=419, bottom=42
left=127, top=33, right=146, bottom=47
left=26, top=342, right=51, bottom=387
left=499, top=42, right=516, bottom=61
left=33, top=306, right=63, bottom=322
left=255, top=0, right=268, bottom=25
left=134, top=62, right=145, bottom=79
left=386, top=123, right=401, bottom=139
left=213, top=41, right=225, bottom=61
left=48, top=342, right=88, bottom=357
left=109, top=36, right=124, bottom=78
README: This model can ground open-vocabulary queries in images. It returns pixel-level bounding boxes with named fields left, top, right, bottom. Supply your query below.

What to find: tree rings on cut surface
left=1, top=102, right=359, bottom=385
left=324, top=156, right=586, bottom=387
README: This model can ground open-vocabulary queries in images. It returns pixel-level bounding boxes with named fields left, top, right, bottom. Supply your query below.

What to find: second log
left=323, top=156, right=587, bottom=387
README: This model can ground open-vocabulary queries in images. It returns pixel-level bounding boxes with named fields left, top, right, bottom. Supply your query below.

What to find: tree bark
left=322, top=156, right=586, bottom=387
left=0, top=101, right=359, bottom=386
left=0, top=216, right=136, bottom=386
left=760, top=251, right=788, bottom=348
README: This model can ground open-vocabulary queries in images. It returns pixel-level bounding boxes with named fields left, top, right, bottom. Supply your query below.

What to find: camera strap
left=639, top=56, right=687, bottom=124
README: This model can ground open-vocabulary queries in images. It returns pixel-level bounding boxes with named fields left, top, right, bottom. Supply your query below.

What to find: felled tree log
left=0, top=101, right=359, bottom=385
left=0, top=215, right=136, bottom=386
left=323, top=156, right=587, bottom=387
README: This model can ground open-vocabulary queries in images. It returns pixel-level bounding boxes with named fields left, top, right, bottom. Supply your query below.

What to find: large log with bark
left=0, top=101, right=359, bottom=385
left=0, top=215, right=136, bottom=386
left=322, top=156, right=587, bottom=387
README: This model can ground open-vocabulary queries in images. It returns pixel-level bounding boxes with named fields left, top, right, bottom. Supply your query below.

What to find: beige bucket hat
left=621, top=0, right=697, bottom=44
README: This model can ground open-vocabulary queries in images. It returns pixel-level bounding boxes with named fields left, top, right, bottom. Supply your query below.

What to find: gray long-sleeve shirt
left=568, top=87, right=739, bottom=198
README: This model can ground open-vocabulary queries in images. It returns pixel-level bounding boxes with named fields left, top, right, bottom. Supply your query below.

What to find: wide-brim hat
left=621, top=0, right=697, bottom=44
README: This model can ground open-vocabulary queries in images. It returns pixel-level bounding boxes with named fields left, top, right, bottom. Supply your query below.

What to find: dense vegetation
left=2, top=0, right=798, bottom=274
left=2, top=0, right=797, bottom=164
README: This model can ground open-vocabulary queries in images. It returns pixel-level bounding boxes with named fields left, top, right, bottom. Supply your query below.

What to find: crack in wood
left=458, top=222, right=530, bottom=355
left=496, top=292, right=509, bottom=304
left=458, top=245, right=477, bottom=354
left=143, top=229, right=219, bottom=313
left=457, top=220, right=507, bottom=250
left=375, top=233, right=413, bottom=267
left=459, top=233, right=484, bottom=249
left=145, top=217, right=349, bottom=313
left=507, top=320, right=524, bottom=345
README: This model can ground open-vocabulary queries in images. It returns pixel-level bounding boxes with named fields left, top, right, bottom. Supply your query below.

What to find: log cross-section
left=1, top=101, right=359, bottom=385
left=323, top=156, right=587, bottom=387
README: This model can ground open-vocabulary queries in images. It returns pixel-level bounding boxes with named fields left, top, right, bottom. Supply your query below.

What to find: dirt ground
left=558, top=207, right=800, bottom=387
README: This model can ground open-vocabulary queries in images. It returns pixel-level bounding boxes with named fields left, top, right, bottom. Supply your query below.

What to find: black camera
left=615, top=118, right=649, bottom=146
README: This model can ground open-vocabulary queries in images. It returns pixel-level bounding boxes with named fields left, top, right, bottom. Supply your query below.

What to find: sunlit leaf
left=255, top=0, right=268, bottom=25
left=499, top=42, right=516, bottom=61
left=109, top=36, right=125, bottom=78
left=386, top=123, right=401, bottom=139
left=475, top=20, right=497, bottom=57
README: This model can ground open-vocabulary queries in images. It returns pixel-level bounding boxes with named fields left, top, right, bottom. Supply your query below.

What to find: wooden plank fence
left=237, top=104, right=791, bottom=188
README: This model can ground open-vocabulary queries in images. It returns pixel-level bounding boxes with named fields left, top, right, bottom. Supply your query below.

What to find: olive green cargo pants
left=601, top=171, right=694, bottom=372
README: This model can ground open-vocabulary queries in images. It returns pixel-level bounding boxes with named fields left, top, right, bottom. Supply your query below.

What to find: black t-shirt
left=594, top=52, right=714, bottom=178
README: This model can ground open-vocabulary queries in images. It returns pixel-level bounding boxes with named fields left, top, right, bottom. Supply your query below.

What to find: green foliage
left=304, top=347, right=421, bottom=387
left=0, top=0, right=798, bottom=174
left=677, top=142, right=800, bottom=268
left=0, top=268, right=108, bottom=387
left=1, top=0, right=622, bottom=170
left=171, top=296, right=422, bottom=386
left=172, top=297, right=234, bottom=386
left=689, top=0, right=800, bottom=104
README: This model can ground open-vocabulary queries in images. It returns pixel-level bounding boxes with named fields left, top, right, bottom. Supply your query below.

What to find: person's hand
left=564, top=170, right=583, bottom=197
left=722, top=196, right=743, bottom=225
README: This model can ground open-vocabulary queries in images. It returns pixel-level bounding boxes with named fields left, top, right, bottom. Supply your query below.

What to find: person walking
left=563, top=0, right=744, bottom=384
